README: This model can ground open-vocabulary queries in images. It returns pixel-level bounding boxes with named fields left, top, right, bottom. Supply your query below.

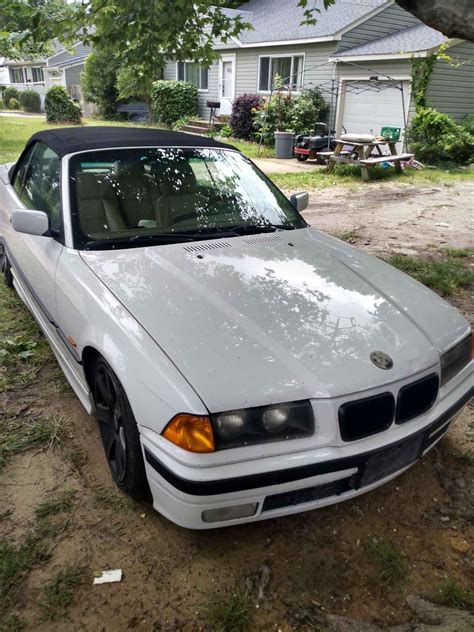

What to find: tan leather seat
left=113, top=161, right=162, bottom=228
left=156, top=164, right=208, bottom=228
left=75, top=172, right=126, bottom=236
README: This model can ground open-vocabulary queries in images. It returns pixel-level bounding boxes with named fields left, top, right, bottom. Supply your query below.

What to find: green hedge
left=151, top=80, right=198, bottom=127
left=2, top=86, right=20, bottom=108
left=20, top=89, right=42, bottom=113
left=45, top=86, right=81, bottom=124
left=406, top=107, right=474, bottom=165
left=8, top=98, right=21, bottom=110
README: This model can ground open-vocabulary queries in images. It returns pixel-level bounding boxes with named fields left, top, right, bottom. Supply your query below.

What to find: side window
left=15, top=142, right=62, bottom=233
left=13, top=144, right=35, bottom=196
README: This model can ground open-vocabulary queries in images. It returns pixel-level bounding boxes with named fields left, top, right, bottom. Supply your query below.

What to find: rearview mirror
left=11, top=209, right=50, bottom=237
left=290, top=191, right=309, bottom=213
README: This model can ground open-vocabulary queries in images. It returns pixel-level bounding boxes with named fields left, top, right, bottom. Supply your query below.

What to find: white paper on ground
left=93, top=569, right=123, bottom=584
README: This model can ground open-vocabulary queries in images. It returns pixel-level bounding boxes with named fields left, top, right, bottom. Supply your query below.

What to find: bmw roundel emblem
left=370, top=351, right=394, bottom=370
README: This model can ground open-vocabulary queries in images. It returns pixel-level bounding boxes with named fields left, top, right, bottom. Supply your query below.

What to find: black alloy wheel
left=93, top=357, right=149, bottom=499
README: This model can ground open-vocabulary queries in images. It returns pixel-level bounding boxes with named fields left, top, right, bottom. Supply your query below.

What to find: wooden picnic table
left=325, top=139, right=414, bottom=181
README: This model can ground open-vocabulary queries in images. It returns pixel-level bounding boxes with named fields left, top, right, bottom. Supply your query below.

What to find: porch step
left=187, top=119, right=210, bottom=130
left=179, top=119, right=226, bottom=135
left=180, top=124, right=208, bottom=135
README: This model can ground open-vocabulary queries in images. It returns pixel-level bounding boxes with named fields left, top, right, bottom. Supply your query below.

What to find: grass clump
left=204, top=588, right=251, bottom=632
left=334, top=226, right=365, bottom=244
left=0, top=283, right=51, bottom=391
left=35, top=492, right=74, bottom=520
left=437, top=577, right=473, bottom=610
left=383, top=254, right=474, bottom=296
left=0, top=413, right=63, bottom=469
left=38, top=565, right=85, bottom=622
left=0, top=535, right=50, bottom=611
left=368, top=540, right=408, bottom=586
left=444, top=248, right=471, bottom=258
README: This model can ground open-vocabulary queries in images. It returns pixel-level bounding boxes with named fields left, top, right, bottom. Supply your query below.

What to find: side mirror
left=11, top=209, right=50, bottom=237
left=290, top=191, right=309, bottom=213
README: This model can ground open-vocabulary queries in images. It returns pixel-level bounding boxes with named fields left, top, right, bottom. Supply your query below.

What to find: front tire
left=93, top=357, right=149, bottom=500
left=296, top=153, right=309, bottom=162
left=1, top=251, right=14, bottom=288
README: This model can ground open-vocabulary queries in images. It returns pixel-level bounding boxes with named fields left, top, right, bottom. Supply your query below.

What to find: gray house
left=164, top=0, right=474, bottom=135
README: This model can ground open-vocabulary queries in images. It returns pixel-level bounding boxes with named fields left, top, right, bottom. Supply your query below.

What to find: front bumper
left=142, top=380, right=473, bottom=530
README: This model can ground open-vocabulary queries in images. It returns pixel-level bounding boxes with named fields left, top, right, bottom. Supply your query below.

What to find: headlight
left=440, top=334, right=472, bottom=386
left=212, top=400, right=314, bottom=450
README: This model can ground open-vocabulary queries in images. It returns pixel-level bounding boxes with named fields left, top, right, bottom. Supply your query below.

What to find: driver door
left=6, top=141, right=63, bottom=323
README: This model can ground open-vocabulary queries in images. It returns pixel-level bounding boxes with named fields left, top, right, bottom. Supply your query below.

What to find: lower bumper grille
left=262, top=478, right=351, bottom=512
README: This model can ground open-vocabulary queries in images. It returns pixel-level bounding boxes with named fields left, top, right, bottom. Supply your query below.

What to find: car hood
left=80, top=228, right=469, bottom=412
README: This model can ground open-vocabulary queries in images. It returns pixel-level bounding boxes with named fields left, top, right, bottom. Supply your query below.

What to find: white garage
left=338, top=80, right=411, bottom=139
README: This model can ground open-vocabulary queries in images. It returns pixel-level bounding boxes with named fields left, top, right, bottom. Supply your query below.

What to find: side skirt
left=12, top=267, right=94, bottom=414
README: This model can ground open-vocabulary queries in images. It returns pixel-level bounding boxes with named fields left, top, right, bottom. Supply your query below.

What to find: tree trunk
left=395, top=0, right=474, bottom=42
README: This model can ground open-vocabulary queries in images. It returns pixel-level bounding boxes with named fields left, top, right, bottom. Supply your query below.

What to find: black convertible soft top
left=26, top=126, right=236, bottom=158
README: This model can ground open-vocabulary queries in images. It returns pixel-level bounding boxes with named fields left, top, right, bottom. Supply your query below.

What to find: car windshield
left=69, top=147, right=306, bottom=250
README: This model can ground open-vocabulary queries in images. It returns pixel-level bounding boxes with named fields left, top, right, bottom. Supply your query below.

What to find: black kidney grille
left=396, top=373, right=439, bottom=424
left=339, top=392, right=395, bottom=442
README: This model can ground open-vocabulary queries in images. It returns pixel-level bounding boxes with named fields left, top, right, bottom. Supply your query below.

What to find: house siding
left=65, top=65, right=83, bottom=87
left=426, top=41, right=474, bottom=121
left=337, top=3, right=420, bottom=52
left=163, top=60, right=220, bottom=118
left=48, top=43, right=91, bottom=67
left=234, top=42, right=337, bottom=95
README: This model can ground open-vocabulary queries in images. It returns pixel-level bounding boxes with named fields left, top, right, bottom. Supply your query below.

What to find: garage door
left=340, top=81, right=410, bottom=138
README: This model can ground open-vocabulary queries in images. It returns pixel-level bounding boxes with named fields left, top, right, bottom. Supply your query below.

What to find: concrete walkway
left=253, top=157, right=323, bottom=174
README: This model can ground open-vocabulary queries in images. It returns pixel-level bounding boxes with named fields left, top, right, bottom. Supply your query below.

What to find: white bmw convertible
left=0, top=127, right=472, bottom=529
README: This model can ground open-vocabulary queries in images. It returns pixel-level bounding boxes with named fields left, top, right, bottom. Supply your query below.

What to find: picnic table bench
left=326, top=138, right=414, bottom=181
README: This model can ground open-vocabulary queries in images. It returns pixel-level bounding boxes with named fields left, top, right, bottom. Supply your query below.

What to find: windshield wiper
left=85, top=233, right=196, bottom=250
left=226, top=224, right=296, bottom=235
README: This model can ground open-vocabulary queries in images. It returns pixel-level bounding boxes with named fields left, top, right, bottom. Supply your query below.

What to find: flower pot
left=274, top=131, right=294, bottom=159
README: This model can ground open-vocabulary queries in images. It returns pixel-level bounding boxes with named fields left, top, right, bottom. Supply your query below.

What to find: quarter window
left=258, top=55, right=304, bottom=91
left=177, top=62, right=209, bottom=91
left=14, top=142, right=62, bottom=233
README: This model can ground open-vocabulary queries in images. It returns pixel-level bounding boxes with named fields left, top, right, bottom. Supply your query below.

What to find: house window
left=9, top=67, right=25, bottom=83
left=177, top=62, right=209, bottom=91
left=258, top=55, right=304, bottom=92
left=31, top=67, right=44, bottom=83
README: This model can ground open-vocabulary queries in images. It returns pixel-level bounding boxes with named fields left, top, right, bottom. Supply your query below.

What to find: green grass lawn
left=0, top=115, right=275, bottom=163
left=271, top=162, right=474, bottom=191
left=0, top=116, right=152, bottom=163
left=1, top=115, right=472, bottom=189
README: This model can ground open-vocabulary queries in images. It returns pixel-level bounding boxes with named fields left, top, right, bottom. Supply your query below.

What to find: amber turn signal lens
left=162, top=414, right=215, bottom=453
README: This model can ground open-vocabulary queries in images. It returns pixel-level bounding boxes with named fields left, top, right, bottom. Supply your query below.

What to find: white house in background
left=0, top=56, right=48, bottom=105
left=0, top=41, right=92, bottom=108
left=43, top=42, right=92, bottom=97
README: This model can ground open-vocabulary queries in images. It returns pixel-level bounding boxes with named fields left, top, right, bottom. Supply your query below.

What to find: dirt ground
left=303, top=180, right=474, bottom=255
left=1, top=179, right=473, bottom=631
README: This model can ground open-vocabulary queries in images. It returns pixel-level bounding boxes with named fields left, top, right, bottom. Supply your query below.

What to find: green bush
left=461, top=113, right=474, bottom=135
left=19, top=89, right=42, bottom=112
left=2, top=86, right=20, bottom=108
left=45, top=86, right=81, bottom=124
left=253, top=87, right=330, bottom=145
left=151, top=80, right=198, bottom=127
left=406, top=107, right=474, bottom=165
left=0, top=98, right=4, bottom=110
left=81, top=48, right=120, bottom=119
left=8, top=97, right=21, bottom=110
